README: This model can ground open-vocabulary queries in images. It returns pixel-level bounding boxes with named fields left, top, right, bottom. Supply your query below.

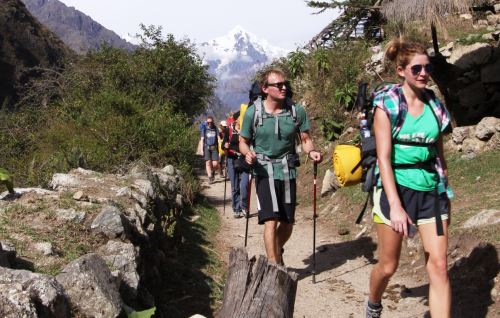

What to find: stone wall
left=0, top=163, right=186, bottom=317
left=446, top=116, right=500, bottom=159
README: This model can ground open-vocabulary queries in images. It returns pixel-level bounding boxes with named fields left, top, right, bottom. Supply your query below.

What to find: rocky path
left=201, top=174, right=433, bottom=318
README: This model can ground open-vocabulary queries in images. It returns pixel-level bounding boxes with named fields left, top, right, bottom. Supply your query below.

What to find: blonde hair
left=385, top=38, right=428, bottom=69
left=259, top=68, right=286, bottom=88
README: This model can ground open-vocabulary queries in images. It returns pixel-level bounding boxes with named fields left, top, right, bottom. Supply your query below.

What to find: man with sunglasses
left=239, top=68, right=322, bottom=265
left=201, top=116, right=220, bottom=184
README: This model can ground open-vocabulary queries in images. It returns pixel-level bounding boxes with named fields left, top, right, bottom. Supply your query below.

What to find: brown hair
left=259, top=68, right=286, bottom=88
left=385, top=38, right=428, bottom=69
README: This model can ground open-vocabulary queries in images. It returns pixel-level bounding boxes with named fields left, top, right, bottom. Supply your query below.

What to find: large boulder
left=91, top=205, right=125, bottom=239
left=56, top=254, right=122, bottom=318
left=0, top=267, right=70, bottom=317
left=452, top=126, right=474, bottom=144
left=458, top=82, right=488, bottom=107
left=475, top=117, right=500, bottom=140
left=481, top=58, right=500, bottom=83
left=321, top=169, right=341, bottom=197
left=49, top=173, right=80, bottom=190
left=98, top=241, right=139, bottom=303
left=0, top=283, right=37, bottom=317
left=462, top=138, right=487, bottom=158
left=449, top=43, right=493, bottom=70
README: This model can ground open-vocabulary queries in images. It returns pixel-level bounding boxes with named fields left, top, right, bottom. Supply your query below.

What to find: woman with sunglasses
left=366, top=38, right=452, bottom=318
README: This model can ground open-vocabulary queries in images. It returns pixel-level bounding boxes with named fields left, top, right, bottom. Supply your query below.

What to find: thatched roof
left=381, top=0, right=473, bottom=25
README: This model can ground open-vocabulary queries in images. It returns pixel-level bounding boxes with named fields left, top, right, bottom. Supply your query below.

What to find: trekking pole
left=223, top=153, right=228, bottom=215
left=312, top=162, right=318, bottom=284
left=244, top=172, right=252, bottom=247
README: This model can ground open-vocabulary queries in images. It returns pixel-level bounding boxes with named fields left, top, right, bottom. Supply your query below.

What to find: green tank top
left=392, top=104, right=439, bottom=191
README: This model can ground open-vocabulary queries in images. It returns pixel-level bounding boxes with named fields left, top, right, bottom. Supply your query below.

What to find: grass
left=0, top=197, right=105, bottom=275
left=446, top=150, right=500, bottom=241
left=156, top=198, right=224, bottom=318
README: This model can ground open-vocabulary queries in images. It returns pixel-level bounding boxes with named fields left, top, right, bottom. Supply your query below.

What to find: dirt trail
left=201, top=174, right=435, bottom=318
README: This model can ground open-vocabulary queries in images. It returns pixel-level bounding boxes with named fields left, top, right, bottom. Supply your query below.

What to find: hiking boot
left=365, top=301, right=383, bottom=318
left=2, top=192, right=21, bottom=201
left=208, top=177, right=214, bottom=184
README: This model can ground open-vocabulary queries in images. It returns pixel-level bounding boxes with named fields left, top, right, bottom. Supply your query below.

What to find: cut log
left=219, top=247, right=298, bottom=318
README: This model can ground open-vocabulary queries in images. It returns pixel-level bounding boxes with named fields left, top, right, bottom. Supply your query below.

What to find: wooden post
left=219, top=247, right=298, bottom=318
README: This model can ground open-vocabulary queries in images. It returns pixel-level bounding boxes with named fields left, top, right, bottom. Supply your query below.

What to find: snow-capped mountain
left=198, top=25, right=289, bottom=113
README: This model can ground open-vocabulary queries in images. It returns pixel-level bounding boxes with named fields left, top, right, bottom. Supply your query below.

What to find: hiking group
left=199, top=37, right=454, bottom=317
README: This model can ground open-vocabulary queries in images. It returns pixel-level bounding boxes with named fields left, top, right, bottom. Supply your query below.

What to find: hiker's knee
left=426, top=256, right=448, bottom=281
left=378, top=260, right=399, bottom=279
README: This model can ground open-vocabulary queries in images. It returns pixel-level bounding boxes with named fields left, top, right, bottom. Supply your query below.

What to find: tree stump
left=219, top=247, right=298, bottom=318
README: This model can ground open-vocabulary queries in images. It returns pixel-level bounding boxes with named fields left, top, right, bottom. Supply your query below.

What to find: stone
left=462, top=138, right=487, bottom=156
left=0, top=282, right=38, bottom=317
left=481, top=58, right=500, bottom=83
left=132, top=179, right=154, bottom=197
left=460, top=13, right=473, bottom=20
left=162, top=164, right=176, bottom=176
left=475, top=117, right=500, bottom=140
left=116, top=186, right=132, bottom=197
left=370, top=45, right=382, bottom=53
left=495, top=4, right=500, bottom=13
left=452, top=126, right=473, bottom=144
left=56, top=208, right=86, bottom=223
left=33, top=242, right=53, bottom=256
left=91, top=205, right=124, bottom=238
left=449, top=43, right=493, bottom=70
left=477, top=19, right=489, bottom=27
left=487, top=14, right=500, bottom=25
left=175, top=194, right=184, bottom=208
left=72, top=190, right=87, bottom=201
left=0, top=267, right=70, bottom=317
left=462, top=209, right=500, bottom=229
left=370, top=51, right=384, bottom=64
left=321, top=169, right=341, bottom=197
left=56, top=254, right=122, bottom=318
left=485, top=132, right=500, bottom=151
left=49, top=173, right=79, bottom=190
left=458, top=82, right=488, bottom=107
left=98, top=241, right=139, bottom=303
left=445, top=138, right=461, bottom=152
left=482, top=33, right=495, bottom=41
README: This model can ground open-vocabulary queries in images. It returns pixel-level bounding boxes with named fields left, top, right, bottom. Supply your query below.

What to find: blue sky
left=58, top=0, right=339, bottom=50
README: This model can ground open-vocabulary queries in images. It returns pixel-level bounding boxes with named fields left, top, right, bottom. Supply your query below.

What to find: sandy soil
left=201, top=174, right=435, bottom=318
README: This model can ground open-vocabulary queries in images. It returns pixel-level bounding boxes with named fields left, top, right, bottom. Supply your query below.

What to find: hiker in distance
left=200, top=116, right=220, bottom=184
left=366, top=39, right=452, bottom=318
left=223, top=112, right=248, bottom=218
left=239, top=68, right=322, bottom=265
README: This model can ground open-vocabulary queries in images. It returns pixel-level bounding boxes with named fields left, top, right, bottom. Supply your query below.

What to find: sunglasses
left=267, top=82, right=286, bottom=90
left=409, top=64, right=433, bottom=76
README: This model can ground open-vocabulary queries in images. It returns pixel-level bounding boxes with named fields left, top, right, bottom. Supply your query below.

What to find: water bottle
left=360, top=119, right=371, bottom=139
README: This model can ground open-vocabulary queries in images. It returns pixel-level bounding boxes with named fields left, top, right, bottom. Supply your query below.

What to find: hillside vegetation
left=0, top=25, right=214, bottom=200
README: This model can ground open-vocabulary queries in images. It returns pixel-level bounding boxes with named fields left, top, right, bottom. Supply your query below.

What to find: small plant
left=334, top=83, right=357, bottom=109
left=320, top=118, right=345, bottom=142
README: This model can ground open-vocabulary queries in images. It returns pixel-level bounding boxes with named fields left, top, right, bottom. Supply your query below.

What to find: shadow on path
left=289, top=236, right=377, bottom=281
left=400, top=243, right=499, bottom=318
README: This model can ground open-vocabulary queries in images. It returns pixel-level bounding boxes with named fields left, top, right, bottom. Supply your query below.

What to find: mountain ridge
left=22, top=0, right=135, bottom=53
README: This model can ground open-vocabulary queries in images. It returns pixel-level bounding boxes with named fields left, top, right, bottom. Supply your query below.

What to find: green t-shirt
left=393, top=104, right=439, bottom=191
left=240, top=101, right=311, bottom=180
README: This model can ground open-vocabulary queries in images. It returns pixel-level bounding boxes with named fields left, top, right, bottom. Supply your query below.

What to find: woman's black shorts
left=373, top=184, right=449, bottom=225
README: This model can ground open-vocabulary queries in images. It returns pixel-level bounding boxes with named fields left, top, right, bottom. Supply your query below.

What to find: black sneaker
left=365, top=302, right=383, bottom=318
